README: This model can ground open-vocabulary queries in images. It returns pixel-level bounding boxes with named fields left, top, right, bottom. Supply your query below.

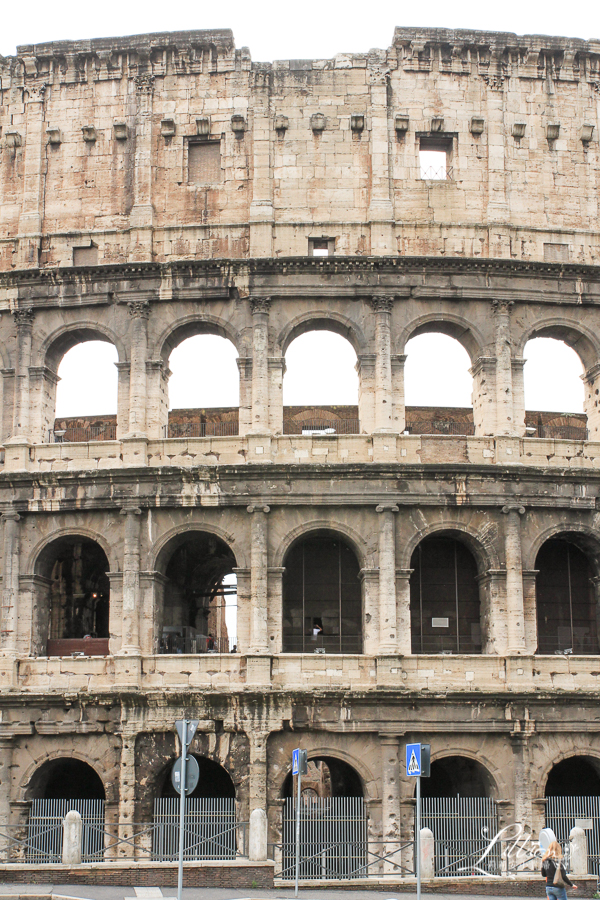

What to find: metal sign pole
left=416, top=773, right=421, bottom=900
left=294, top=766, right=302, bottom=898
left=177, top=720, right=188, bottom=900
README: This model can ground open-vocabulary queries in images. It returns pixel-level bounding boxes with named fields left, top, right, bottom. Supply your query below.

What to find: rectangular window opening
left=419, top=136, right=453, bottom=181
left=188, top=140, right=221, bottom=185
left=309, top=238, right=334, bottom=257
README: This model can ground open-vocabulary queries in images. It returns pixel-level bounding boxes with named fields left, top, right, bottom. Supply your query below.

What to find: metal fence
left=49, top=425, right=117, bottom=443
left=163, top=422, right=238, bottom=438
left=281, top=796, right=368, bottom=880
left=420, top=797, right=501, bottom=876
left=152, top=797, right=237, bottom=860
left=546, top=795, right=600, bottom=876
left=406, top=421, right=475, bottom=436
left=26, top=799, right=105, bottom=863
left=283, top=419, right=360, bottom=435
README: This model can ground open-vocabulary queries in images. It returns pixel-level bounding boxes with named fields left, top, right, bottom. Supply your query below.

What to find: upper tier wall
left=0, top=27, right=599, bottom=269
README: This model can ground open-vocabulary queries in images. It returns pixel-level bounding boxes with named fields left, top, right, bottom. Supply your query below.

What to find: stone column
left=130, top=73, right=155, bottom=260
left=471, top=356, right=496, bottom=437
left=583, top=363, right=600, bottom=440
left=391, top=354, right=406, bottom=433
left=233, top=567, right=251, bottom=654
left=119, top=507, right=142, bottom=655
left=145, top=359, right=170, bottom=441
left=511, top=357, right=527, bottom=437
left=126, top=301, right=150, bottom=437
left=502, top=505, right=527, bottom=655
left=115, top=362, right=131, bottom=441
left=248, top=730, right=269, bottom=816
left=493, top=300, right=516, bottom=436
left=17, top=83, right=47, bottom=268
left=395, top=569, right=413, bottom=656
left=377, top=505, right=399, bottom=652
left=117, top=734, right=136, bottom=859
left=268, top=358, right=285, bottom=435
left=356, top=354, right=376, bottom=434
left=250, top=299, right=271, bottom=434
left=237, top=357, right=253, bottom=436
left=485, top=74, right=509, bottom=225
left=380, top=735, right=402, bottom=874
left=510, top=727, right=533, bottom=837
left=367, top=63, right=394, bottom=254
left=359, top=568, right=379, bottom=656
left=11, top=309, right=34, bottom=441
left=248, top=505, right=270, bottom=653
left=0, top=737, right=13, bottom=843
left=267, top=567, right=286, bottom=654
left=371, top=297, right=394, bottom=433
left=1, top=512, right=20, bottom=655
left=249, top=72, right=273, bottom=257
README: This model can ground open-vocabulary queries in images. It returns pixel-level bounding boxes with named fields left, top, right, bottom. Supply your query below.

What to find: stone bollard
left=420, top=827, right=435, bottom=880
left=249, top=808, right=268, bottom=860
left=62, top=809, right=83, bottom=865
left=569, top=826, right=588, bottom=876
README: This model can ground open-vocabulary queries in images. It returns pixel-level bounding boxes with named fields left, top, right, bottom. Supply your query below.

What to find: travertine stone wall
left=0, top=28, right=599, bottom=269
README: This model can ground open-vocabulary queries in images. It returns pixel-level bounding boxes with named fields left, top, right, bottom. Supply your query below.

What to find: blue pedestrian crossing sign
left=406, top=743, right=422, bottom=776
left=292, top=748, right=307, bottom=775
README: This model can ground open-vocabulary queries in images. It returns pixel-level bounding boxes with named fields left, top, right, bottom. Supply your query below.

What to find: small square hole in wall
left=309, top=238, right=334, bottom=257
left=419, top=136, right=452, bottom=180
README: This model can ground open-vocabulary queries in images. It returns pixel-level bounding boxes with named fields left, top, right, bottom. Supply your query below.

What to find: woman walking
left=542, top=840, right=577, bottom=900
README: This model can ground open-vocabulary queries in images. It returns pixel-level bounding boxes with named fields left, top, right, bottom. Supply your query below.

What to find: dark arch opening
left=545, top=757, right=600, bottom=797
left=420, top=756, right=493, bottom=799
left=282, top=756, right=363, bottom=798
left=410, top=536, right=481, bottom=654
left=160, top=532, right=237, bottom=654
left=36, top=536, right=110, bottom=654
left=160, top=756, right=235, bottom=799
left=282, top=532, right=362, bottom=653
left=27, top=759, right=105, bottom=801
left=535, top=538, right=599, bottom=655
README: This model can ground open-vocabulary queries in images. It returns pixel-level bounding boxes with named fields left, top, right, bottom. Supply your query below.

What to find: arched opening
left=281, top=756, right=363, bottom=799
left=535, top=538, right=598, bottom=655
left=546, top=757, right=600, bottom=797
left=283, top=330, right=359, bottom=434
left=282, top=532, right=362, bottom=653
left=420, top=756, right=493, bottom=799
left=158, top=532, right=237, bottom=653
left=167, top=334, right=239, bottom=438
left=281, top=756, right=366, bottom=880
left=523, top=338, right=586, bottom=439
left=27, top=758, right=106, bottom=801
left=153, top=757, right=236, bottom=860
left=35, top=536, right=110, bottom=657
left=52, top=340, right=118, bottom=442
left=545, top=756, right=600, bottom=867
left=404, top=333, right=474, bottom=436
left=410, top=536, right=482, bottom=654
left=420, top=756, right=498, bottom=876
left=160, top=756, right=235, bottom=799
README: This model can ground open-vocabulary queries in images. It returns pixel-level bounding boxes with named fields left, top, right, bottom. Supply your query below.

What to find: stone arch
left=278, top=749, right=371, bottom=800
left=28, top=526, right=118, bottom=575
left=274, top=519, right=369, bottom=570
left=523, top=523, right=600, bottom=576
left=517, top=318, right=600, bottom=372
left=399, top=519, right=500, bottom=573
left=420, top=750, right=501, bottom=799
left=153, top=315, right=242, bottom=365
left=22, top=752, right=115, bottom=802
left=150, top=521, right=244, bottom=572
left=38, top=322, right=126, bottom=371
left=278, top=311, right=366, bottom=357
left=395, top=312, right=485, bottom=362
left=537, top=748, right=600, bottom=799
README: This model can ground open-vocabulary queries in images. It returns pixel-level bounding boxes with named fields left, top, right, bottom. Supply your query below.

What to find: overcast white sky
left=4, top=1, right=588, bottom=419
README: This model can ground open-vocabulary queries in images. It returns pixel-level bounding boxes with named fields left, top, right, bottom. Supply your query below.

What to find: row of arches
left=54, top=332, right=585, bottom=427
left=25, top=753, right=600, bottom=804
left=35, top=529, right=600, bottom=657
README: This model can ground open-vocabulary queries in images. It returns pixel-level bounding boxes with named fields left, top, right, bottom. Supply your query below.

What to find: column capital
left=127, top=300, right=150, bottom=319
left=247, top=504, right=270, bottom=514
left=491, top=299, right=514, bottom=314
left=120, top=506, right=142, bottom=517
left=250, top=297, right=271, bottom=315
left=12, top=308, right=34, bottom=328
left=1, top=511, right=21, bottom=523
left=502, top=504, right=525, bottom=516
left=370, top=295, right=394, bottom=314
left=134, top=73, right=155, bottom=94
left=376, top=504, right=399, bottom=513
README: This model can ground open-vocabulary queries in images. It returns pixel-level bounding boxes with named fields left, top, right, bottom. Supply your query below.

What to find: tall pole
left=294, top=767, right=302, bottom=897
left=416, top=774, right=421, bottom=900
left=177, top=720, right=188, bottom=900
